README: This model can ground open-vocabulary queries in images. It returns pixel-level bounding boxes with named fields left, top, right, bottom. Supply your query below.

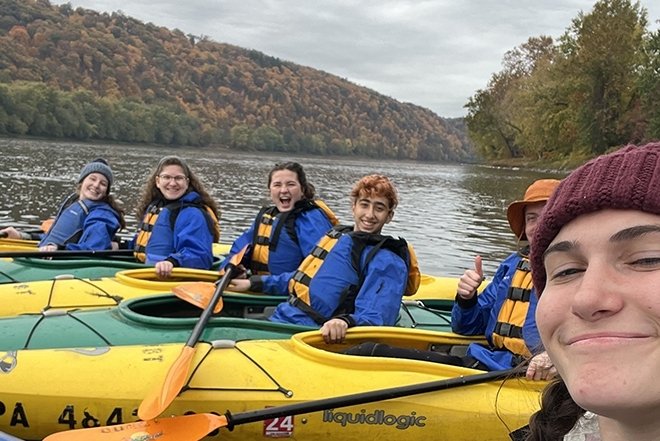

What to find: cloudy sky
left=53, top=1, right=660, bottom=118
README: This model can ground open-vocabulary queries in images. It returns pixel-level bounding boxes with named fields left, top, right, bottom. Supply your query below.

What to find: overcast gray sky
left=53, top=1, right=660, bottom=118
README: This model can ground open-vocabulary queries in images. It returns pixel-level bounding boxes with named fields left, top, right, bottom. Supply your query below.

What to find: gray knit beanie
left=531, top=143, right=660, bottom=295
left=78, top=158, right=113, bottom=190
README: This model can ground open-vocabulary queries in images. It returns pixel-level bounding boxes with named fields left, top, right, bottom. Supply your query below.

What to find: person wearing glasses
left=133, top=156, right=220, bottom=278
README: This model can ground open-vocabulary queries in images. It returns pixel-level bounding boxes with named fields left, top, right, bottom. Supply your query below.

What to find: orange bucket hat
left=506, top=179, right=561, bottom=240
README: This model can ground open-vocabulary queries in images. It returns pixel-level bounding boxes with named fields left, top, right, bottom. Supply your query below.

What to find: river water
left=0, top=138, right=566, bottom=277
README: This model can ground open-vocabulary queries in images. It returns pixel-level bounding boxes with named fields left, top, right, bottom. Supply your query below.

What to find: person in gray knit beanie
left=525, top=142, right=660, bottom=441
left=78, top=158, right=114, bottom=191
left=0, top=157, right=124, bottom=250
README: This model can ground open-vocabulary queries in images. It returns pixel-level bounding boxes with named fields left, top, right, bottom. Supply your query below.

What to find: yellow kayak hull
left=0, top=267, right=459, bottom=317
left=0, top=238, right=39, bottom=253
left=0, top=327, right=542, bottom=441
left=0, top=238, right=230, bottom=255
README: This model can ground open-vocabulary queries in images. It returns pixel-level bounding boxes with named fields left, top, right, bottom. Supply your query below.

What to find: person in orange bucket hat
left=450, top=178, right=560, bottom=379
left=507, top=179, right=563, bottom=241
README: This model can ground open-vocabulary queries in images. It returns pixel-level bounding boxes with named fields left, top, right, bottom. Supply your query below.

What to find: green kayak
left=0, top=243, right=230, bottom=284
left=0, top=256, right=151, bottom=284
left=0, top=294, right=456, bottom=351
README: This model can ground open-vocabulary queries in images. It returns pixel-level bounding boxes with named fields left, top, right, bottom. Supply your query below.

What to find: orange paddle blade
left=137, top=346, right=196, bottom=421
left=43, top=413, right=228, bottom=441
left=40, top=218, right=54, bottom=233
left=173, top=282, right=222, bottom=313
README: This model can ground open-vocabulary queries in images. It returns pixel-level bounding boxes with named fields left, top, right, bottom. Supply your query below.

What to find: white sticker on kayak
left=263, top=414, right=294, bottom=438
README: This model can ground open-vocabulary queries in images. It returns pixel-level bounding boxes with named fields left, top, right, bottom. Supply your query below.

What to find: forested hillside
left=0, top=0, right=474, bottom=162
left=466, top=0, right=660, bottom=162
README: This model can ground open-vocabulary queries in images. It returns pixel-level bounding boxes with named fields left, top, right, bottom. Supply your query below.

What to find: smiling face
left=155, top=164, right=189, bottom=201
left=269, top=169, right=303, bottom=212
left=78, top=172, right=109, bottom=201
left=351, top=192, right=394, bottom=234
left=537, top=209, right=660, bottom=421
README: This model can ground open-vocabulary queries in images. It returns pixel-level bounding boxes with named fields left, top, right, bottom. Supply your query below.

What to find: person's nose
left=571, top=261, right=623, bottom=322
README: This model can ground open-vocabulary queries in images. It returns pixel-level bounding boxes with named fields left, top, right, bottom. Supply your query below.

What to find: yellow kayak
left=0, top=327, right=542, bottom=441
left=0, top=239, right=230, bottom=256
left=0, top=237, right=39, bottom=252
left=0, top=267, right=460, bottom=317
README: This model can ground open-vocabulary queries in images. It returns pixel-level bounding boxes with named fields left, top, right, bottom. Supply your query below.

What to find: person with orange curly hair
left=230, top=174, right=420, bottom=344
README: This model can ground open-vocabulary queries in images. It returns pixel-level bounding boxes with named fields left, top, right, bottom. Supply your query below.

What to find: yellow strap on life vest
left=405, top=243, right=421, bottom=296
left=250, top=210, right=276, bottom=275
left=288, top=230, right=342, bottom=306
left=313, top=199, right=339, bottom=226
left=205, top=206, right=220, bottom=240
left=134, top=206, right=160, bottom=263
left=250, top=200, right=338, bottom=275
left=491, top=258, right=533, bottom=357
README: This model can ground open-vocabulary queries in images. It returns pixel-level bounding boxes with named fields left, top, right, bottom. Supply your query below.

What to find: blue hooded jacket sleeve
left=219, top=223, right=255, bottom=272
left=451, top=252, right=518, bottom=335
left=64, top=204, right=121, bottom=251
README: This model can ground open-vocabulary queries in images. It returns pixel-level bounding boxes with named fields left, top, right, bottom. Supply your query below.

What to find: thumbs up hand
left=457, top=255, right=484, bottom=300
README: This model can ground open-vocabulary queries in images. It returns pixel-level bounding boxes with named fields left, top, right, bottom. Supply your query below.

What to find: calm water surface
left=0, top=138, right=566, bottom=277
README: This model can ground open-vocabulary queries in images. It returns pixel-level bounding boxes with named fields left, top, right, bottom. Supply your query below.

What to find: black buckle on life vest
left=494, top=322, right=524, bottom=339
left=517, top=258, right=531, bottom=272
left=507, top=287, right=531, bottom=302
left=292, top=270, right=312, bottom=286
left=255, top=236, right=270, bottom=245
left=310, top=246, right=328, bottom=259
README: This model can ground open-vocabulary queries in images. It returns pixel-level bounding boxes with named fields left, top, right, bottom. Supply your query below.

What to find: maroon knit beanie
left=531, top=143, right=660, bottom=295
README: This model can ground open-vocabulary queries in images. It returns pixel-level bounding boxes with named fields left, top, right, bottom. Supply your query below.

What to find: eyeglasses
left=157, top=174, right=188, bottom=183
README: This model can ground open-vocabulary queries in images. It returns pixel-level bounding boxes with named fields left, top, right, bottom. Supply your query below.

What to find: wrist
left=331, top=314, right=356, bottom=328
left=248, top=275, right=263, bottom=292
left=455, top=292, right=479, bottom=308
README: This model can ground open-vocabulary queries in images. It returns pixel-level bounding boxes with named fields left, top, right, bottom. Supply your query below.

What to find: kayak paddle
left=172, top=281, right=221, bottom=313
left=43, top=367, right=522, bottom=441
left=0, top=249, right=135, bottom=259
left=137, top=245, right=248, bottom=421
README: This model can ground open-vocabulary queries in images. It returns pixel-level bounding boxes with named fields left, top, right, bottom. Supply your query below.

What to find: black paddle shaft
left=0, top=249, right=135, bottom=258
left=185, top=263, right=236, bottom=346
left=225, top=367, right=522, bottom=429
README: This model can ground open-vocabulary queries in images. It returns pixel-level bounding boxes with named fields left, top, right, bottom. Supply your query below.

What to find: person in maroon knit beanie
left=526, top=142, right=660, bottom=441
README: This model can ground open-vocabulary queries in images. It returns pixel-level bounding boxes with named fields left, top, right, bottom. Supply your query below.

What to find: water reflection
left=0, top=138, right=567, bottom=277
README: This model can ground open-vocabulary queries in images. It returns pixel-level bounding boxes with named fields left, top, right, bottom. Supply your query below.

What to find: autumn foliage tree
left=0, top=0, right=474, bottom=162
left=466, top=0, right=655, bottom=162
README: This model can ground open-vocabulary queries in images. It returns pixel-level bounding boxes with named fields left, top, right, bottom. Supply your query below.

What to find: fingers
left=321, top=319, right=348, bottom=344
left=154, top=261, right=174, bottom=279
left=228, top=279, right=250, bottom=292
left=474, top=255, right=483, bottom=279
left=457, top=255, right=486, bottom=299
left=1, top=227, right=21, bottom=239
left=525, top=352, right=557, bottom=381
